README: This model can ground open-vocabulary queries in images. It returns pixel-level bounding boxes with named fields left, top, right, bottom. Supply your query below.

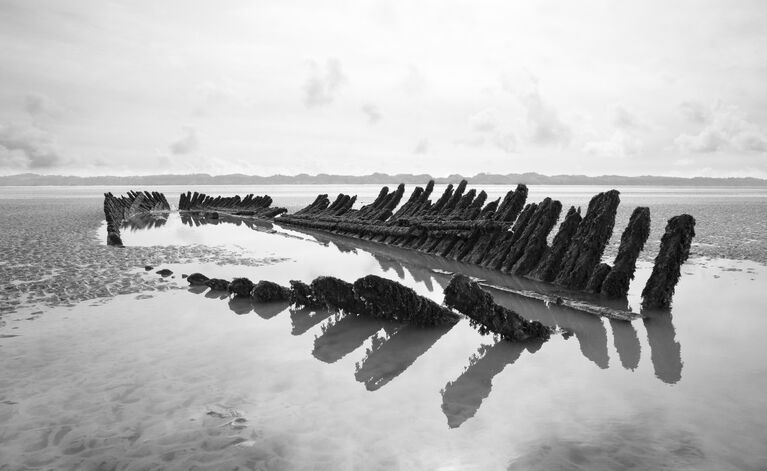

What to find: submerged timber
left=102, top=181, right=696, bottom=318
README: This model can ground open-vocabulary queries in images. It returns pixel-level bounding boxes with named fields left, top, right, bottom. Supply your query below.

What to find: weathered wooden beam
left=554, top=190, right=620, bottom=290
left=528, top=206, right=582, bottom=282
left=641, top=214, right=696, bottom=309
left=601, top=206, right=651, bottom=298
left=444, top=274, right=552, bottom=341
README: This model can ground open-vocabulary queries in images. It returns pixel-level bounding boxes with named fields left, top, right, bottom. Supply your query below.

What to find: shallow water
left=1, top=186, right=767, bottom=470
left=3, top=183, right=766, bottom=263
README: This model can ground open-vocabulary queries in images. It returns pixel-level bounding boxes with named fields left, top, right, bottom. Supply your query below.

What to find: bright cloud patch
left=675, top=104, right=767, bottom=153
left=303, top=58, right=347, bottom=108
left=361, top=104, right=382, bottom=124
left=0, top=122, right=62, bottom=168
left=169, top=127, right=198, bottom=155
left=519, top=87, right=571, bottom=146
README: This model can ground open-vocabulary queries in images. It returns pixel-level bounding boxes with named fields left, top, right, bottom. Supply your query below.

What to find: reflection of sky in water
left=4, top=200, right=767, bottom=468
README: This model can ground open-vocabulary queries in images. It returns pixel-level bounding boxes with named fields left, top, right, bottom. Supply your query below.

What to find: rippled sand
left=0, top=199, right=285, bottom=315
left=1, top=190, right=767, bottom=470
left=1, top=258, right=766, bottom=470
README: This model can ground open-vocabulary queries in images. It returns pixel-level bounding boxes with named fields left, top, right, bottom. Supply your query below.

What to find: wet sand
left=0, top=199, right=286, bottom=316
left=1, top=189, right=766, bottom=469
left=1, top=257, right=765, bottom=469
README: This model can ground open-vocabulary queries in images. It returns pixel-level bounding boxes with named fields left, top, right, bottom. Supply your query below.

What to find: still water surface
left=0, top=185, right=766, bottom=469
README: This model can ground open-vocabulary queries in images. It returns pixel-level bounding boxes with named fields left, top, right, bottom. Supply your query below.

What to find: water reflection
left=121, top=212, right=169, bottom=230
left=642, top=309, right=683, bottom=384
left=289, top=307, right=334, bottom=336
left=252, top=301, right=290, bottom=319
left=178, top=211, right=274, bottom=231
left=205, top=289, right=229, bottom=300
left=355, top=323, right=455, bottom=391
left=171, top=219, right=682, bottom=429
left=492, top=286, right=610, bottom=369
left=610, top=319, right=641, bottom=370
left=313, top=314, right=389, bottom=364
left=442, top=339, right=544, bottom=428
left=373, top=253, right=406, bottom=280
left=227, top=296, right=255, bottom=315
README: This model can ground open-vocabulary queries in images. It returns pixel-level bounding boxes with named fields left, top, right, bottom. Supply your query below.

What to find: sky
left=0, top=0, right=766, bottom=177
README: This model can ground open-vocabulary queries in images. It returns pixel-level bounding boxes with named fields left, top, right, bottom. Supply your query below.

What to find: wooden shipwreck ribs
left=103, top=191, right=171, bottom=246
left=103, top=190, right=287, bottom=246
left=277, top=180, right=696, bottom=310
left=103, top=180, right=696, bottom=313
left=186, top=271, right=551, bottom=340
left=178, top=191, right=287, bottom=218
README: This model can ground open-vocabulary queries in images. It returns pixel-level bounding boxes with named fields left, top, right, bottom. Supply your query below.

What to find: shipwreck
left=103, top=180, right=696, bottom=335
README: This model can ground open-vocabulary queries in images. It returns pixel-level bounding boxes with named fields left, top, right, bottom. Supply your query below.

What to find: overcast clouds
left=0, top=0, right=765, bottom=177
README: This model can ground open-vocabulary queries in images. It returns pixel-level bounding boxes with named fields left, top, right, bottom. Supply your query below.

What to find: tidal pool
left=1, top=188, right=766, bottom=470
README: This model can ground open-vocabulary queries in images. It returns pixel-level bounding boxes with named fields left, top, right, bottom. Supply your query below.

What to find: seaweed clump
left=443, top=274, right=551, bottom=341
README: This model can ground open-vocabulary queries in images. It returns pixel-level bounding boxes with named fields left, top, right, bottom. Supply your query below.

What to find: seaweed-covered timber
left=187, top=273, right=458, bottom=327
left=251, top=280, right=291, bottom=302
left=103, top=191, right=171, bottom=246
left=103, top=189, right=286, bottom=247
left=353, top=275, right=459, bottom=326
left=178, top=191, right=287, bottom=218
left=553, top=190, right=621, bottom=290
left=289, top=280, right=324, bottom=308
left=278, top=181, right=696, bottom=310
left=528, top=206, right=582, bottom=282
left=641, top=214, right=697, bottom=309
left=444, top=274, right=552, bottom=341
left=600, top=206, right=651, bottom=298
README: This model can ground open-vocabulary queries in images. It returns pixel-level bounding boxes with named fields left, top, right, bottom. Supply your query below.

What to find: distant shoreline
left=1, top=172, right=766, bottom=187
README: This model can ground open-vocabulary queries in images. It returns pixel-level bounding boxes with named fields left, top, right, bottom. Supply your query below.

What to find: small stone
left=156, top=269, right=173, bottom=277
left=205, top=278, right=231, bottom=291
left=187, top=273, right=210, bottom=286
left=229, top=278, right=255, bottom=297
left=144, top=265, right=153, bottom=271
left=251, top=280, right=290, bottom=302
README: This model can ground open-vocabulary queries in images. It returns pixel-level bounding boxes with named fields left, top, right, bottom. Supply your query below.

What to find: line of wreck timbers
left=102, top=180, right=695, bottom=310
left=277, top=180, right=695, bottom=310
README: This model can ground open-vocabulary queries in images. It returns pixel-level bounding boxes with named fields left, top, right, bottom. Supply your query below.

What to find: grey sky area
left=0, top=0, right=765, bottom=177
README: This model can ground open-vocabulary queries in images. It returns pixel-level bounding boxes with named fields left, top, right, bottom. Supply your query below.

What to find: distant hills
left=1, top=172, right=766, bottom=186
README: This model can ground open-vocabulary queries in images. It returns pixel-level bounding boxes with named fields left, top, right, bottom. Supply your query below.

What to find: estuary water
left=0, top=184, right=766, bottom=470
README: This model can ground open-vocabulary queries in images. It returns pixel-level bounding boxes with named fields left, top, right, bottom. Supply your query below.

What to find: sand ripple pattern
left=0, top=199, right=283, bottom=315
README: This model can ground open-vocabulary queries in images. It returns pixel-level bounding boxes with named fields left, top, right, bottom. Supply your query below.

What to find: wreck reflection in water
left=175, top=212, right=681, bottom=428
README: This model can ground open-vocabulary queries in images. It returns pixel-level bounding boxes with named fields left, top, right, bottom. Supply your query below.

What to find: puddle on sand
left=0, top=204, right=767, bottom=470
left=2, top=209, right=767, bottom=469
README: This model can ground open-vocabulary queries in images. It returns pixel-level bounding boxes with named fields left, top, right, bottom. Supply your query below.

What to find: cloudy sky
left=1, top=0, right=766, bottom=177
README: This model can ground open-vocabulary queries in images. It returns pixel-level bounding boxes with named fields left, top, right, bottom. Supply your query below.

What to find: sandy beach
left=0, top=186, right=766, bottom=470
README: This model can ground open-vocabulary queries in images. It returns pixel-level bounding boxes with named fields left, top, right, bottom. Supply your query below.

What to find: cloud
left=583, top=131, right=642, bottom=158
left=414, top=139, right=428, bottom=154
left=678, top=101, right=710, bottom=124
left=469, top=109, right=499, bottom=133
left=361, top=103, right=382, bottom=124
left=24, top=92, right=61, bottom=119
left=675, top=104, right=767, bottom=153
left=582, top=105, right=645, bottom=158
left=191, top=81, right=238, bottom=116
left=491, top=132, right=517, bottom=153
left=401, top=65, right=426, bottom=95
left=519, top=86, right=571, bottom=146
left=612, top=105, right=639, bottom=129
left=0, top=122, right=62, bottom=168
left=464, top=108, right=517, bottom=153
left=169, top=127, right=198, bottom=155
left=454, top=135, right=486, bottom=148
left=303, top=58, right=347, bottom=108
